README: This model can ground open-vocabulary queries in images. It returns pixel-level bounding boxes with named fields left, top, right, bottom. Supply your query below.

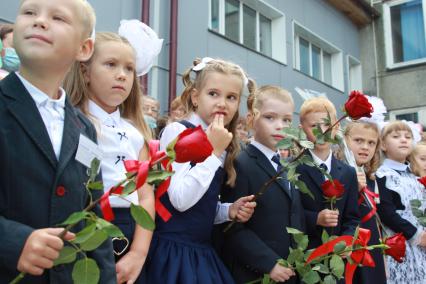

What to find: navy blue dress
left=145, top=167, right=235, bottom=284
left=353, top=177, right=387, bottom=284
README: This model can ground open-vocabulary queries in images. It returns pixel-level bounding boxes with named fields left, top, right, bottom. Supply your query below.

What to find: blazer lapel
left=303, top=151, right=325, bottom=189
left=55, top=99, right=85, bottom=180
left=1, top=73, right=57, bottom=167
left=330, top=156, right=343, bottom=183
left=246, top=144, right=292, bottom=199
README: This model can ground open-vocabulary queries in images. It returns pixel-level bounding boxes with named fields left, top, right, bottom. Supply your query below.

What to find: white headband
left=192, top=57, right=249, bottom=86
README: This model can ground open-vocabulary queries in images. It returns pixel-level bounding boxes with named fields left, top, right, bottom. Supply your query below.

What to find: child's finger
left=218, top=114, right=224, bottom=127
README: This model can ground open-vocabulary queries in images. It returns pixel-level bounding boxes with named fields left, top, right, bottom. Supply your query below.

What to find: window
left=396, top=112, right=419, bottom=122
left=209, top=0, right=286, bottom=63
left=348, top=55, right=362, bottom=91
left=384, top=0, right=426, bottom=68
left=293, top=21, right=344, bottom=91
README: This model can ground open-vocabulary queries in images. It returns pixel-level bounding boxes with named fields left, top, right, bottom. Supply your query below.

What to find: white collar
left=187, top=112, right=209, bottom=130
left=251, top=140, right=278, bottom=162
left=382, top=158, right=409, bottom=172
left=16, top=72, right=66, bottom=108
left=88, top=100, right=121, bottom=126
left=309, top=149, right=332, bottom=171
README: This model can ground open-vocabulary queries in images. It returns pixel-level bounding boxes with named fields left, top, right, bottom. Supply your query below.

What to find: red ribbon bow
left=100, top=140, right=173, bottom=222
left=358, top=186, right=379, bottom=223
left=345, top=228, right=375, bottom=284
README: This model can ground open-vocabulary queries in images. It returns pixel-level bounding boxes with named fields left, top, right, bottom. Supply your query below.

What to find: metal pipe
left=140, top=0, right=150, bottom=95
left=168, top=0, right=178, bottom=110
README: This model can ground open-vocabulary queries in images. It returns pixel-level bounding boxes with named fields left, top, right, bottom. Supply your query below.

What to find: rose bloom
left=173, top=126, right=213, bottom=163
left=384, top=233, right=406, bottom=263
left=321, top=179, right=345, bottom=199
left=344, top=90, right=373, bottom=120
left=418, top=176, right=426, bottom=188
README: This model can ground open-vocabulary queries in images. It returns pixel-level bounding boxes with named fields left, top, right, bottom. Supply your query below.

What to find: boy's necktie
left=271, top=154, right=283, bottom=173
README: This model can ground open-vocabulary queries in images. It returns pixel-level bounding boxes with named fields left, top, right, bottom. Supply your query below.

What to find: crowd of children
left=1, top=0, right=426, bottom=283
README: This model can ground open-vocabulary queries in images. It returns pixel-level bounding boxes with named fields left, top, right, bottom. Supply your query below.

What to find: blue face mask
left=2, top=48, right=20, bottom=72
left=144, top=115, right=157, bottom=129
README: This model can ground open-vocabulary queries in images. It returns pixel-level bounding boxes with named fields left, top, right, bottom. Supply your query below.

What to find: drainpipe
left=141, top=0, right=150, bottom=95
left=371, top=0, right=380, bottom=98
left=168, top=0, right=178, bottom=110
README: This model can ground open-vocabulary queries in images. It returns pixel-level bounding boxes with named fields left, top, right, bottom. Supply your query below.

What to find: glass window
left=390, top=0, right=426, bottom=63
left=243, top=5, right=256, bottom=50
left=299, top=37, right=310, bottom=75
left=396, top=112, right=419, bottom=122
left=211, top=0, right=220, bottom=31
left=259, top=14, right=272, bottom=57
left=225, top=0, right=240, bottom=42
left=312, top=44, right=321, bottom=80
left=323, top=51, right=332, bottom=84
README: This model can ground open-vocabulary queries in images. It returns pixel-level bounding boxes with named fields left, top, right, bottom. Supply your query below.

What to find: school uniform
left=296, top=150, right=360, bottom=249
left=220, top=142, right=305, bottom=284
left=145, top=114, right=234, bottom=284
left=0, top=72, right=116, bottom=284
left=353, top=176, right=386, bottom=284
left=88, top=100, right=146, bottom=283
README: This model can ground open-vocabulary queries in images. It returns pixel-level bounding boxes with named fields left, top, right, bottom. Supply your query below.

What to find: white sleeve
left=160, top=122, right=222, bottom=212
left=214, top=202, right=231, bottom=224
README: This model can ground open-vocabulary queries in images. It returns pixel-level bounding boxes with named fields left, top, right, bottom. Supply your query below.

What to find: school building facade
left=4, top=0, right=407, bottom=122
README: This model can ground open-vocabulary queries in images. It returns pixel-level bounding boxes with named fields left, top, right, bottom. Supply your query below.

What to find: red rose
left=167, top=126, right=213, bottom=163
left=321, top=179, right=345, bottom=199
left=384, top=233, right=406, bottom=263
left=418, top=176, right=426, bottom=188
left=344, top=90, right=373, bottom=120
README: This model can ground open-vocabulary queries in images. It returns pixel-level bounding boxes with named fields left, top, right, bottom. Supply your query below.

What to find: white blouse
left=89, top=100, right=144, bottom=207
left=160, top=113, right=231, bottom=224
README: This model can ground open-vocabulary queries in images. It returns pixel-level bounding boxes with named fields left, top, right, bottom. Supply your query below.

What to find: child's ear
left=190, top=88, right=199, bottom=108
left=76, top=38, right=94, bottom=62
left=246, top=112, right=254, bottom=129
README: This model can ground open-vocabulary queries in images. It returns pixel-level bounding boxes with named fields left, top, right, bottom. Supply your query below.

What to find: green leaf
left=277, top=258, right=289, bottom=268
left=261, top=274, right=272, bottom=284
left=72, top=258, right=100, bottom=284
left=96, top=220, right=124, bottom=238
left=281, top=127, right=300, bottom=139
left=147, top=170, right=174, bottom=185
left=316, top=263, right=329, bottom=274
left=321, top=229, right=330, bottom=244
left=301, top=270, right=320, bottom=284
left=330, top=255, right=345, bottom=279
left=410, top=199, right=422, bottom=208
left=287, top=166, right=297, bottom=181
left=294, top=180, right=314, bottom=199
left=130, top=203, right=155, bottom=231
left=418, top=217, right=426, bottom=227
left=286, top=227, right=304, bottom=235
left=53, top=246, right=77, bottom=266
left=412, top=207, right=424, bottom=218
left=296, top=260, right=311, bottom=276
left=122, top=181, right=136, bottom=195
left=87, top=181, right=103, bottom=190
left=299, top=140, right=314, bottom=149
left=276, top=137, right=293, bottom=150
left=323, top=275, right=337, bottom=284
left=287, top=248, right=304, bottom=265
left=166, top=136, right=178, bottom=162
left=80, top=230, right=108, bottom=251
left=89, top=158, right=101, bottom=182
left=333, top=241, right=347, bottom=254
left=59, top=211, right=88, bottom=225
left=73, top=223, right=97, bottom=244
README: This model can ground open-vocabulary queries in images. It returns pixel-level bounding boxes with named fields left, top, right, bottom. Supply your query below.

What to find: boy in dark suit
left=297, top=97, right=359, bottom=249
left=0, top=0, right=115, bottom=283
left=222, top=86, right=305, bottom=283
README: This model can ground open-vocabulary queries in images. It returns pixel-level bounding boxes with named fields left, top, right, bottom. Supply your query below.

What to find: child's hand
left=206, top=114, right=233, bottom=157
left=269, top=263, right=295, bottom=282
left=17, top=228, right=75, bottom=275
left=356, top=171, right=367, bottom=192
left=418, top=231, right=426, bottom=247
left=229, top=195, right=256, bottom=222
left=317, top=209, right=339, bottom=227
left=116, top=250, right=146, bottom=284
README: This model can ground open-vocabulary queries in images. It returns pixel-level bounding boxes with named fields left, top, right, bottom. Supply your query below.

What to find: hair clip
left=118, top=19, right=164, bottom=77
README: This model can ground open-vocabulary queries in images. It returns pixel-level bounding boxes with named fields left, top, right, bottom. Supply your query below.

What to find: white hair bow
left=118, top=19, right=163, bottom=77
left=192, top=57, right=249, bottom=86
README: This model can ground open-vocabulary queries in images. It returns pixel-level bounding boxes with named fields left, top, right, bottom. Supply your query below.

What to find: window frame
left=208, top=0, right=286, bottom=64
left=384, top=0, right=426, bottom=69
left=347, top=55, right=363, bottom=92
left=293, top=20, right=344, bottom=92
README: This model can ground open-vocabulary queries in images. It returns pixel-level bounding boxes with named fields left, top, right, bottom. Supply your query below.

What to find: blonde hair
left=344, top=121, right=381, bottom=180
left=247, top=85, right=294, bottom=124
left=299, top=97, right=337, bottom=124
left=381, top=121, right=413, bottom=159
left=409, top=141, right=426, bottom=177
left=64, top=32, right=152, bottom=142
left=180, top=58, right=256, bottom=187
left=19, top=0, right=96, bottom=39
